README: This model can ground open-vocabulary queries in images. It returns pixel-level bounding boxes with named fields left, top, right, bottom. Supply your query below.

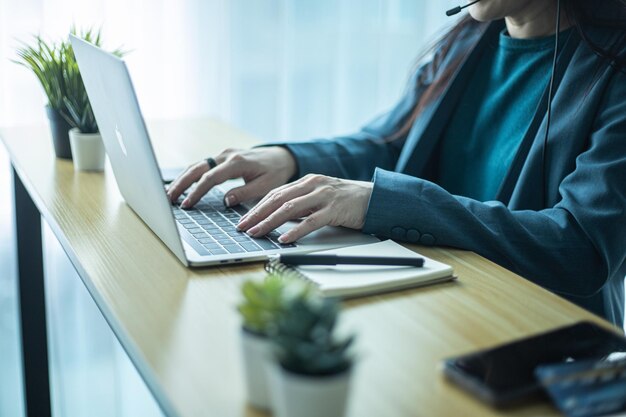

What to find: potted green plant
left=237, top=275, right=312, bottom=410
left=64, top=29, right=108, bottom=171
left=267, top=297, right=356, bottom=417
left=14, top=28, right=123, bottom=166
left=15, top=36, right=73, bottom=158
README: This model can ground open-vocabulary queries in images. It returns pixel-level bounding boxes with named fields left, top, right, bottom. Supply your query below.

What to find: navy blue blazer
left=275, top=20, right=626, bottom=326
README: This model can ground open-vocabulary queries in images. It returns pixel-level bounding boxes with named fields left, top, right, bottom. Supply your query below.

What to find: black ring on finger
left=206, top=157, right=217, bottom=169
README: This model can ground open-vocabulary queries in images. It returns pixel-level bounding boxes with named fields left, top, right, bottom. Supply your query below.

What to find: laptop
left=69, top=35, right=378, bottom=267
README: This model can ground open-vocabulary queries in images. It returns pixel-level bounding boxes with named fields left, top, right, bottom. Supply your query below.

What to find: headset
left=446, top=0, right=562, bottom=206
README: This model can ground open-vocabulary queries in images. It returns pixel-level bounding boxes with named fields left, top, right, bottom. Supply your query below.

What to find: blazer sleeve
left=363, top=72, right=626, bottom=299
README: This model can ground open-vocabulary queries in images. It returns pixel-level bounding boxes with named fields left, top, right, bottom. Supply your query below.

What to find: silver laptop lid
left=69, top=35, right=188, bottom=266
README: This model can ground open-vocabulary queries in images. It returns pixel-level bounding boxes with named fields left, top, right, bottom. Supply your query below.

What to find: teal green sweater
left=437, top=29, right=569, bottom=201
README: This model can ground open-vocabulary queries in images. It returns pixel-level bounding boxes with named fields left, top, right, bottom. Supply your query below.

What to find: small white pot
left=240, top=328, right=273, bottom=410
left=267, top=361, right=352, bottom=417
left=68, top=128, right=105, bottom=171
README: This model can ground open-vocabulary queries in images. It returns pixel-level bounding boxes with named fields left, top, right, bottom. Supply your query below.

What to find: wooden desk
left=1, top=119, right=614, bottom=417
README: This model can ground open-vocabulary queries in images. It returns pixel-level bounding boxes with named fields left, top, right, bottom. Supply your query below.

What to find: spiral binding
left=264, top=258, right=312, bottom=284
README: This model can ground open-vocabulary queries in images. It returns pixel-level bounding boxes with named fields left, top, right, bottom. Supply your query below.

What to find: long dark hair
left=389, top=0, right=626, bottom=141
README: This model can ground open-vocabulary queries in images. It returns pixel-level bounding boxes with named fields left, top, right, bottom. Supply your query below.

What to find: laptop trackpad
left=277, top=221, right=378, bottom=246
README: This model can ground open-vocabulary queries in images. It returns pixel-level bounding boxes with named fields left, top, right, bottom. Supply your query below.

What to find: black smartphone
left=442, top=321, right=626, bottom=407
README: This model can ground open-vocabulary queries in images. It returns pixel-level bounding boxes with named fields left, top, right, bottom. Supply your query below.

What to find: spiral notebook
left=265, top=239, right=456, bottom=297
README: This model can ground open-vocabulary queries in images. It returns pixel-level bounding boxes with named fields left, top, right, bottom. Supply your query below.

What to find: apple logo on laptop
left=115, top=124, right=128, bottom=156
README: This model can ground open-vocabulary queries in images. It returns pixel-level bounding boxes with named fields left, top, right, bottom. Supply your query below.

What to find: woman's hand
left=236, top=174, right=373, bottom=243
left=166, top=146, right=297, bottom=208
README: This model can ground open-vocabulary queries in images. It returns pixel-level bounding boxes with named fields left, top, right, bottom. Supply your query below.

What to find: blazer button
left=407, top=229, right=420, bottom=243
left=420, top=233, right=436, bottom=246
left=390, top=227, right=406, bottom=240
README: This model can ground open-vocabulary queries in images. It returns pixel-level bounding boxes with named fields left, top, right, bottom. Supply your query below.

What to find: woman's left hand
left=236, top=174, right=373, bottom=243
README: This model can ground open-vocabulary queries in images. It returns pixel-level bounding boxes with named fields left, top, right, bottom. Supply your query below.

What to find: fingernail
left=224, top=195, right=234, bottom=207
left=247, top=226, right=260, bottom=236
left=278, top=234, right=288, bottom=243
left=181, top=199, right=189, bottom=209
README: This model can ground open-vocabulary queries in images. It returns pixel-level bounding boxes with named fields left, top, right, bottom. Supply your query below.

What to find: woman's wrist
left=268, top=145, right=298, bottom=182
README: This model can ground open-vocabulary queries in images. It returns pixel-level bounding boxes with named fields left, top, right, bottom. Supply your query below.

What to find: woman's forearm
left=362, top=168, right=619, bottom=298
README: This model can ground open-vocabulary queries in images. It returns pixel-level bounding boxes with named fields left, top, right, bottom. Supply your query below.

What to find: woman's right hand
left=166, top=146, right=297, bottom=209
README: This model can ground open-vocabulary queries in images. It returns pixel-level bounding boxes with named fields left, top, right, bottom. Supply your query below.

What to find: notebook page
left=296, top=240, right=453, bottom=295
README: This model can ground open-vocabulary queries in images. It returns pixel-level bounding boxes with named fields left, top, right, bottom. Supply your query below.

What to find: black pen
left=276, top=254, right=424, bottom=267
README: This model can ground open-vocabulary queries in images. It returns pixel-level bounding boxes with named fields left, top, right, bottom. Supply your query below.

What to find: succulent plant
left=271, top=297, right=355, bottom=377
left=237, top=274, right=312, bottom=335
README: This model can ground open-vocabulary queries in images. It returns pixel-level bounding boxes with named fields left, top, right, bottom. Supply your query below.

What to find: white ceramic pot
left=240, top=328, right=273, bottom=410
left=267, top=361, right=352, bottom=417
left=68, top=128, right=105, bottom=171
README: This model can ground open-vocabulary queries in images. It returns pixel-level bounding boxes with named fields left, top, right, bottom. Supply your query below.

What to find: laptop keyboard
left=172, top=188, right=296, bottom=256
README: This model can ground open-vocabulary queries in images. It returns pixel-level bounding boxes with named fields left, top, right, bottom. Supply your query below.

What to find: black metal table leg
left=12, top=165, right=52, bottom=417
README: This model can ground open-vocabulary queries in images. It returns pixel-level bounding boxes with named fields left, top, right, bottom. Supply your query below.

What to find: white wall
left=0, top=0, right=457, bottom=140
